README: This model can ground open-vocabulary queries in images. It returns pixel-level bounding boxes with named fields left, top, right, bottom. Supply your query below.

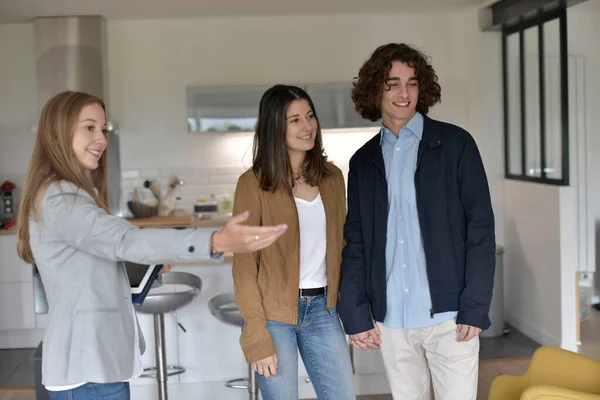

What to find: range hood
left=34, top=16, right=107, bottom=111
left=33, top=16, right=121, bottom=214
left=32, top=17, right=122, bottom=315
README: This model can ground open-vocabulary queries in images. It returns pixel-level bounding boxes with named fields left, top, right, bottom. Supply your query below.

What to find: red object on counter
left=2, top=218, right=15, bottom=229
left=0, top=180, right=16, bottom=190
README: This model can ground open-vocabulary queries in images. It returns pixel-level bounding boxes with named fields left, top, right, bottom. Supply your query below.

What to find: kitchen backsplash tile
left=119, top=165, right=247, bottom=217
left=116, top=129, right=379, bottom=217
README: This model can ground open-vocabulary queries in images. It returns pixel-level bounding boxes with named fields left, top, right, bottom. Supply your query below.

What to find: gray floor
left=0, top=326, right=539, bottom=388
left=0, top=348, right=35, bottom=387
left=479, top=325, right=540, bottom=360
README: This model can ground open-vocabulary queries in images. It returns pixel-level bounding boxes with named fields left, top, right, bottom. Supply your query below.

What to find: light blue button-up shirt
left=380, top=112, right=457, bottom=329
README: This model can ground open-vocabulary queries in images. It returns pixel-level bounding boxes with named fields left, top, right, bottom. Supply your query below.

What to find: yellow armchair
left=488, top=346, right=600, bottom=400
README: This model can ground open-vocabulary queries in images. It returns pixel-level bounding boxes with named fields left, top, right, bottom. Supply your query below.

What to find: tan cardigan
left=232, top=163, right=347, bottom=363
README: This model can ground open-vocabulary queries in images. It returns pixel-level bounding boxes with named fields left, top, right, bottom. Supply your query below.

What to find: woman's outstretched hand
left=211, top=211, right=287, bottom=253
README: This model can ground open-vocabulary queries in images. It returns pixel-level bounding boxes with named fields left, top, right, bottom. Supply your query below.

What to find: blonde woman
left=16, top=91, right=287, bottom=400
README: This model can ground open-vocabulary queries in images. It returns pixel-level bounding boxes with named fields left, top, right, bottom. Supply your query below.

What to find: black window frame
left=502, top=7, right=570, bottom=185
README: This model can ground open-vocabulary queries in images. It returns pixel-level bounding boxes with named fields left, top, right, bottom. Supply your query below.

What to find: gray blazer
left=29, top=181, right=215, bottom=386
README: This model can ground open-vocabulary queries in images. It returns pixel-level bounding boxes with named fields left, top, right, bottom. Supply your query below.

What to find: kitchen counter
left=127, top=214, right=229, bottom=228
left=127, top=214, right=232, bottom=263
left=1, top=214, right=228, bottom=234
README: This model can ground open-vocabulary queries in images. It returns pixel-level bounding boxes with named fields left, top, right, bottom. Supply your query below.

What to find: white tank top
left=294, top=193, right=328, bottom=289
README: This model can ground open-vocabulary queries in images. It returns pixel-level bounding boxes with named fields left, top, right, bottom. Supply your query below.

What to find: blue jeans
left=258, top=294, right=355, bottom=400
left=47, top=383, right=130, bottom=400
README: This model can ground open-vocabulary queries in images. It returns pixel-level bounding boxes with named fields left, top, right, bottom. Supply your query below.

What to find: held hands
left=211, top=211, right=287, bottom=254
left=456, top=323, right=481, bottom=342
left=251, top=354, right=278, bottom=378
left=348, top=323, right=382, bottom=350
left=348, top=321, right=481, bottom=348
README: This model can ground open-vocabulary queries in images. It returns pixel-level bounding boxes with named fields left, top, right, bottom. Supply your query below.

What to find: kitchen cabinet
left=186, top=85, right=270, bottom=133
left=0, top=234, right=32, bottom=283
left=305, top=82, right=379, bottom=130
left=0, top=282, right=35, bottom=330
left=185, top=82, right=378, bottom=133
left=0, top=234, right=36, bottom=332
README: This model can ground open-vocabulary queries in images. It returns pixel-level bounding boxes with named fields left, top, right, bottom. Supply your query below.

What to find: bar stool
left=208, top=292, right=259, bottom=400
left=136, top=272, right=202, bottom=400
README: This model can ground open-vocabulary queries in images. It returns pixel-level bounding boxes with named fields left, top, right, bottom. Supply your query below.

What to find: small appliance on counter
left=0, top=180, right=16, bottom=228
left=193, top=192, right=234, bottom=219
left=194, top=195, right=219, bottom=219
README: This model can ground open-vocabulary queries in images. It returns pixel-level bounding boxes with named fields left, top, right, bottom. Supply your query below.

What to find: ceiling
left=0, top=0, right=486, bottom=23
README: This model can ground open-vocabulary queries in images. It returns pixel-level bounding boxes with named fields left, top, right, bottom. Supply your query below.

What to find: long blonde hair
left=16, top=91, right=109, bottom=264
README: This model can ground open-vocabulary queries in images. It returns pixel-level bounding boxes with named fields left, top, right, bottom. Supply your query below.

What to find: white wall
left=504, top=181, right=578, bottom=350
left=504, top=182, right=561, bottom=346
left=568, top=2, right=600, bottom=298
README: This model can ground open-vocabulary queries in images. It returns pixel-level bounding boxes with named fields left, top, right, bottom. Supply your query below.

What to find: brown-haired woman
left=16, top=91, right=287, bottom=400
left=232, top=84, right=355, bottom=399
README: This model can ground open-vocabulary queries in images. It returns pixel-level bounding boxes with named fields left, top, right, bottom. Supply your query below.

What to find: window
left=503, top=8, right=569, bottom=184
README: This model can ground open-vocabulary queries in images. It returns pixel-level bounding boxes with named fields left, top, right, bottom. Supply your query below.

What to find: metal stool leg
left=225, top=377, right=248, bottom=390
left=140, top=313, right=187, bottom=398
left=248, top=364, right=258, bottom=400
left=154, top=313, right=168, bottom=400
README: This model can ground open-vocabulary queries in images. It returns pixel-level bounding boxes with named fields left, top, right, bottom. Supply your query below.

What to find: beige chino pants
left=378, top=318, right=479, bottom=400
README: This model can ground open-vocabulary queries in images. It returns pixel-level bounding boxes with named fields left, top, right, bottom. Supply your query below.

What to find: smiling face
left=71, top=103, right=108, bottom=171
left=285, top=99, right=318, bottom=157
left=380, top=61, right=419, bottom=134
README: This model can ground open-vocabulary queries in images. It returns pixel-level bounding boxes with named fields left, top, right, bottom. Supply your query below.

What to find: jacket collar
left=379, top=112, right=424, bottom=145
left=365, top=115, right=443, bottom=173
left=420, top=115, right=443, bottom=148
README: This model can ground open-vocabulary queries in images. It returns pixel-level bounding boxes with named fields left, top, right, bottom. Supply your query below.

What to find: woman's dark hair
left=352, top=43, right=441, bottom=121
left=252, top=84, right=328, bottom=192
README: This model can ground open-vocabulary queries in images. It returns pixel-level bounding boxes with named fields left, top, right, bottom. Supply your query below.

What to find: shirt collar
left=379, top=112, right=424, bottom=145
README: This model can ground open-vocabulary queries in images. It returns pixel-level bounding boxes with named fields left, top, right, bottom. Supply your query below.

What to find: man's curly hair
left=352, top=43, right=441, bottom=121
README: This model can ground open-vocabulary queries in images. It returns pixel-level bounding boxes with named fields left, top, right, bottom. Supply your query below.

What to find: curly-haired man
left=337, top=43, right=496, bottom=400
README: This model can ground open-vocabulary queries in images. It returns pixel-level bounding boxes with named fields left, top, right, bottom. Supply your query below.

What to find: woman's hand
left=251, top=354, right=278, bottom=378
left=159, top=264, right=175, bottom=275
left=212, top=211, right=287, bottom=253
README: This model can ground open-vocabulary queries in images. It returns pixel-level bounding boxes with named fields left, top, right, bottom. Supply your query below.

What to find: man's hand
left=348, top=324, right=382, bottom=350
left=456, top=323, right=482, bottom=342
left=158, top=264, right=174, bottom=275
left=212, top=211, right=287, bottom=253
left=251, top=354, right=278, bottom=378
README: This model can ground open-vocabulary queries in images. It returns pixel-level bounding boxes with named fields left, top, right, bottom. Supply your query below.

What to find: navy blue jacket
left=337, top=116, right=496, bottom=334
